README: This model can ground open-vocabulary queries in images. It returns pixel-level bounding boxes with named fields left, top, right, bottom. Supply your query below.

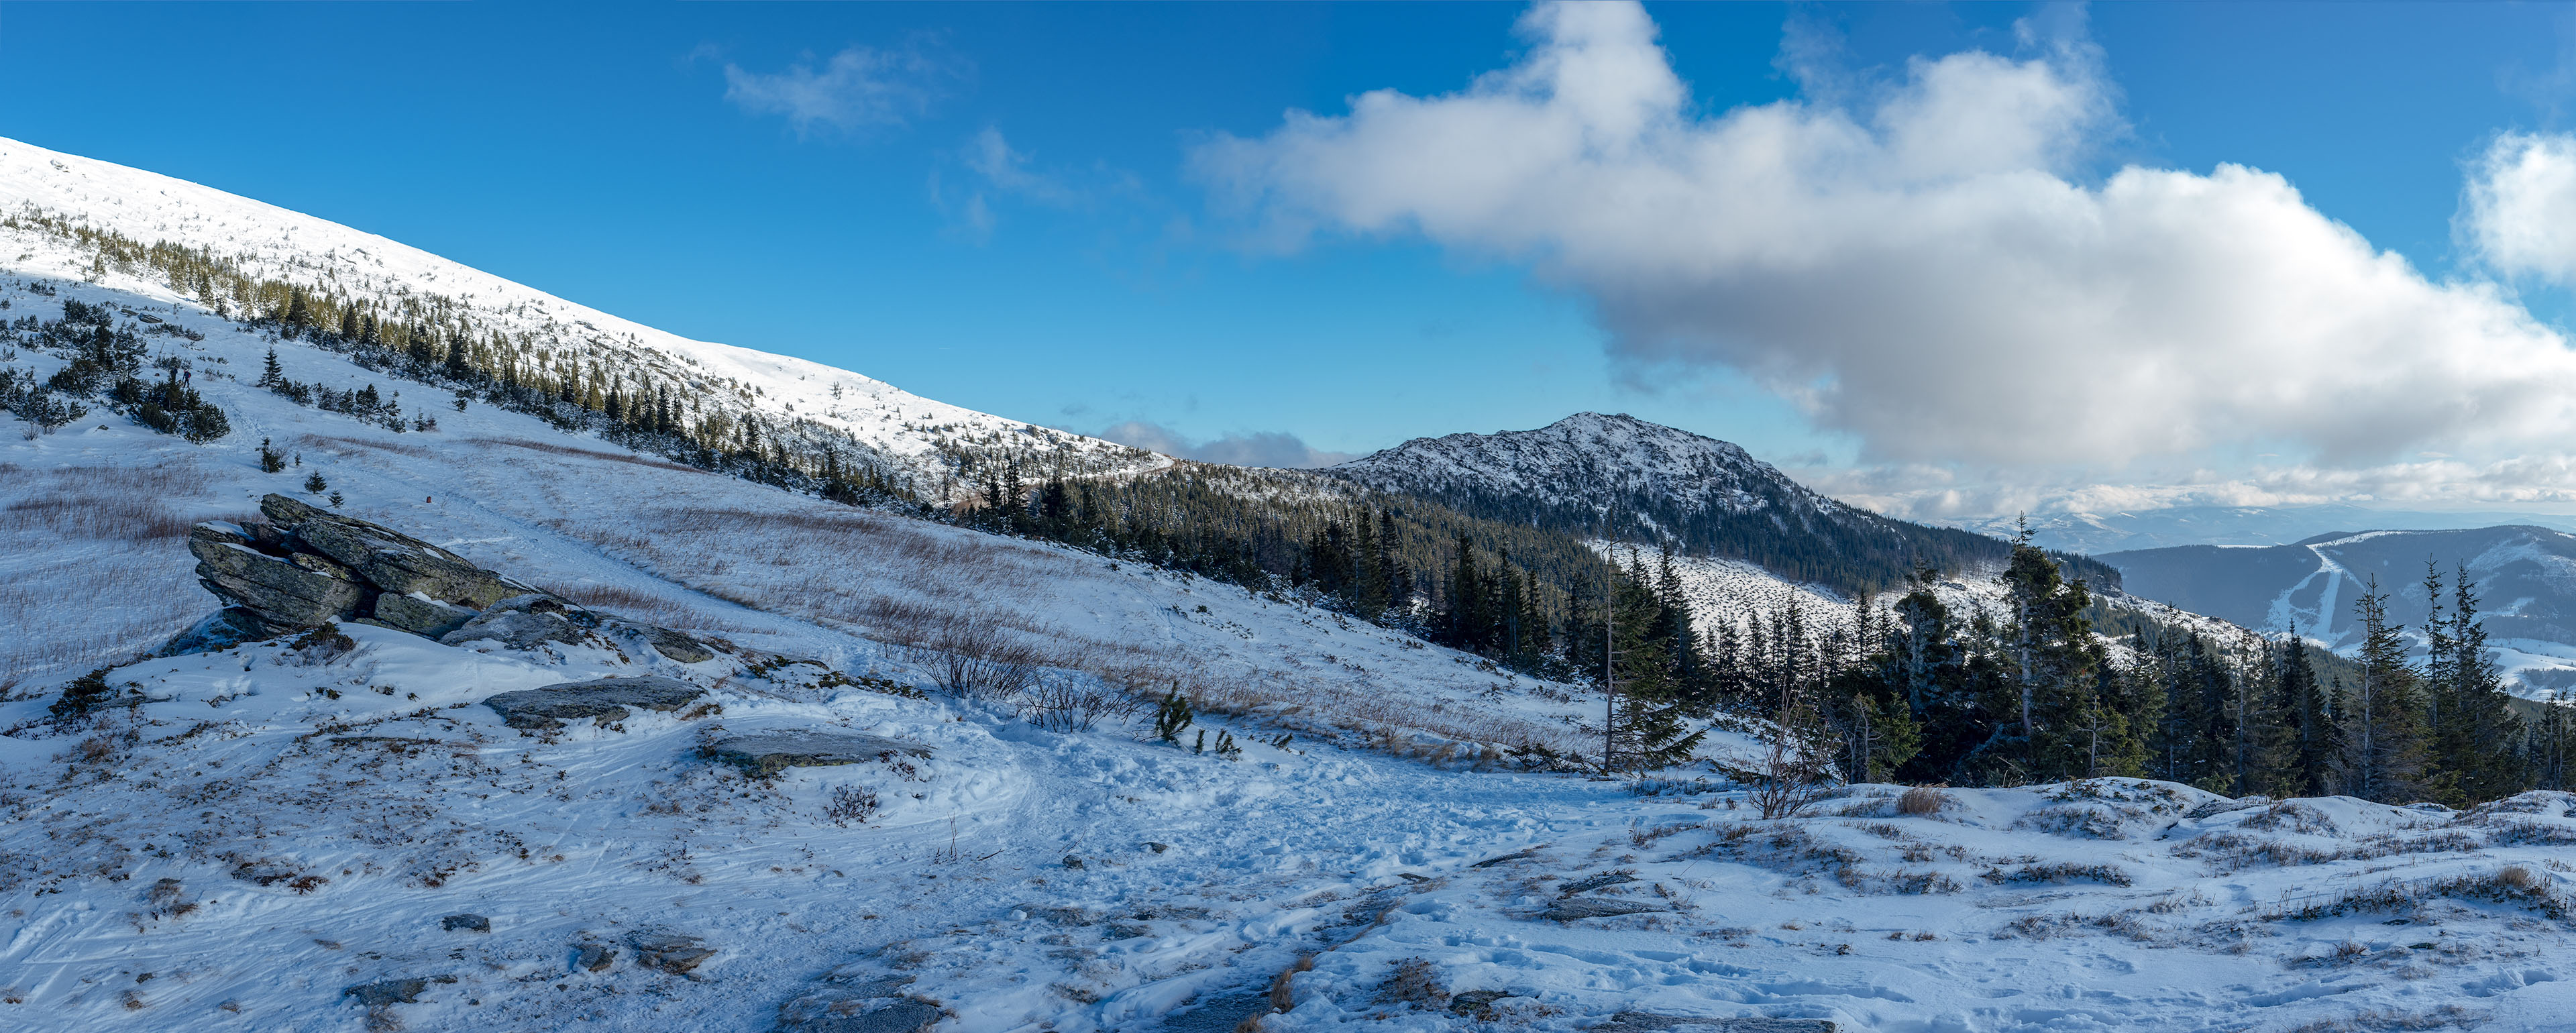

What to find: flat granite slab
left=482, top=675, right=703, bottom=729
left=705, top=730, right=931, bottom=776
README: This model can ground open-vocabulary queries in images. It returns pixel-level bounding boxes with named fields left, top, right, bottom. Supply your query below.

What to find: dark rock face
left=182, top=495, right=532, bottom=642
left=703, top=730, right=932, bottom=777
left=574, top=944, right=617, bottom=973
left=188, top=522, right=368, bottom=635
left=266, top=494, right=523, bottom=610
left=482, top=675, right=704, bottom=730
left=177, top=496, right=717, bottom=657
left=374, top=592, right=477, bottom=639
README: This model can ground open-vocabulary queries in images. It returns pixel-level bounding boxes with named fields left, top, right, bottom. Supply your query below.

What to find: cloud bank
left=1093, top=421, right=1356, bottom=469
left=2465, top=130, right=2576, bottom=287
left=1197, top=2, right=2576, bottom=488
left=722, top=45, right=957, bottom=135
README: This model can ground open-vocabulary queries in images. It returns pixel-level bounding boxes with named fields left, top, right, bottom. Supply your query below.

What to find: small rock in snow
left=440, top=913, right=490, bottom=933
left=631, top=932, right=716, bottom=975
left=341, top=975, right=454, bottom=1007
left=702, top=730, right=930, bottom=777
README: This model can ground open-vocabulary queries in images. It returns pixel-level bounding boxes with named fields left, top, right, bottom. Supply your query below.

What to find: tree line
left=1620, top=535, right=2569, bottom=804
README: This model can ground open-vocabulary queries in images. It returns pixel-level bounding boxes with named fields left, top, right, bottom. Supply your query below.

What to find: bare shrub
left=1628, top=820, right=1701, bottom=848
left=912, top=615, right=1046, bottom=698
left=822, top=785, right=878, bottom=828
left=1986, top=862, right=2133, bottom=887
left=1896, top=787, right=1951, bottom=816
left=1375, top=957, right=1448, bottom=1010
left=1017, top=677, right=1142, bottom=734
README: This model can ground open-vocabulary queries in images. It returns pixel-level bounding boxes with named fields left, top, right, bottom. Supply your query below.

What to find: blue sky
left=9, top=2, right=2576, bottom=510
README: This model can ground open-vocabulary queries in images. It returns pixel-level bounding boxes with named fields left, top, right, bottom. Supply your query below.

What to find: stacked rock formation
left=181, top=494, right=712, bottom=663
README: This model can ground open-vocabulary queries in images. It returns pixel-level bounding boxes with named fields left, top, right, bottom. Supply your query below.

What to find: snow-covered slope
left=0, top=136, right=1165, bottom=492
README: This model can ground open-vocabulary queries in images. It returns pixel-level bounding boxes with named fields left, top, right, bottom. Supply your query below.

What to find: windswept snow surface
left=0, top=135, right=1167, bottom=491
left=9, top=144, right=2576, bottom=1033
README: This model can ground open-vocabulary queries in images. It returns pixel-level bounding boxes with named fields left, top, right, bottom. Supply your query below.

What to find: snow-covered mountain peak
left=1326, top=411, right=1817, bottom=519
left=0, top=135, right=1165, bottom=490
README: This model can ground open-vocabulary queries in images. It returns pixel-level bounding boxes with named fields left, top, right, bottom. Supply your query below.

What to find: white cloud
left=1092, top=421, right=1356, bottom=468
left=722, top=46, right=955, bottom=135
left=967, top=127, right=1075, bottom=203
left=2463, top=131, right=2576, bottom=286
left=1196, top=1, right=2576, bottom=480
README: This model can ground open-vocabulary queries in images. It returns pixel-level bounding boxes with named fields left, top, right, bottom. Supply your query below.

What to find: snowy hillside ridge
left=0, top=136, right=1167, bottom=493
left=1328, top=413, right=1829, bottom=526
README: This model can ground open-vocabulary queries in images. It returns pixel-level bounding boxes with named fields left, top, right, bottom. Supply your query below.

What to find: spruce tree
left=2344, top=577, right=2426, bottom=803
left=2277, top=635, right=2343, bottom=797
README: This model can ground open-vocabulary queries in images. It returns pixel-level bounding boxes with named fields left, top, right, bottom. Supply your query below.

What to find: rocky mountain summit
left=177, top=493, right=715, bottom=664
left=1324, top=413, right=2105, bottom=594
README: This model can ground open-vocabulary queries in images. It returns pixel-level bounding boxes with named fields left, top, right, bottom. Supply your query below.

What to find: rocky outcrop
left=257, top=494, right=523, bottom=609
left=482, top=675, right=704, bottom=730
left=776, top=973, right=943, bottom=1033
left=178, top=495, right=721, bottom=661
left=188, top=521, right=368, bottom=635
left=183, top=495, right=532, bottom=640
left=704, top=730, right=932, bottom=777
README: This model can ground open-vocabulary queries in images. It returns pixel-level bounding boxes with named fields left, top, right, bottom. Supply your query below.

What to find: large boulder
left=261, top=494, right=527, bottom=609
left=482, top=675, right=704, bottom=729
left=187, top=522, right=368, bottom=634
left=704, top=730, right=932, bottom=777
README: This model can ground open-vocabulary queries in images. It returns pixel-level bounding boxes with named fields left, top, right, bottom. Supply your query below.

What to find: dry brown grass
left=296, top=433, right=436, bottom=460
left=515, top=493, right=1593, bottom=763
left=468, top=437, right=702, bottom=472
left=0, top=462, right=248, bottom=682
left=1897, top=787, right=1952, bottom=816
left=0, top=464, right=219, bottom=541
left=535, top=582, right=756, bottom=633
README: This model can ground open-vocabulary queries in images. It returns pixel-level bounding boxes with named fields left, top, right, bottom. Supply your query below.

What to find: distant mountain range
left=1325, top=413, right=2118, bottom=595
left=1956, top=504, right=2576, bottom=554
left=2100, top=525, right=2576, bottom=685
